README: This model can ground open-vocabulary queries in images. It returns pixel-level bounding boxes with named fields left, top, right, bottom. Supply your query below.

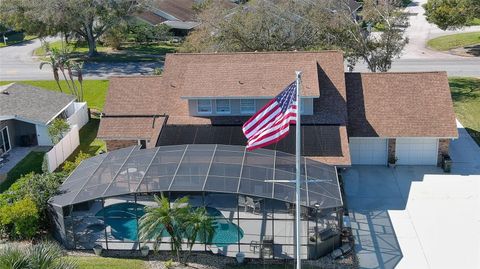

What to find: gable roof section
left=102, top=76, right=162, bottom=116
left=0, top=83, right=75, bottom=124
left=98, top=76, right=164, bottom=141
left=161, top=51, right=348, bottom=125
left=345, top=72, right=458, bottom=138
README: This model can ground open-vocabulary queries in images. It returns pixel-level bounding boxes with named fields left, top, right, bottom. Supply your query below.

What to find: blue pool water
left=95, top=203, right=243, bottom=246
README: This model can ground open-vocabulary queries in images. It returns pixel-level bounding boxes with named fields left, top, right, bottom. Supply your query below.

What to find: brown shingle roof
left=97, top=116, right=165, bottom=140
left=345, top=72, right=458, bottom=138
left=103, top=76, right=162, bottom=116
left=161, top=51, right=348, bottom=125
left=151, top=0, right=236, bottom=22
left=136, top=11, right=167, bottom=25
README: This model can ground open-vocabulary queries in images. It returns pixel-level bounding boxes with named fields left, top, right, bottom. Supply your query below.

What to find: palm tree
left=39, top=45, right=85, bottom=102
left=0, top=242, right=77, bottom=269
left=138, top=194, right=190, bottom=262
left=39, top=51, right=64, bottom=94
left=184, top=207, right=215, bottom=263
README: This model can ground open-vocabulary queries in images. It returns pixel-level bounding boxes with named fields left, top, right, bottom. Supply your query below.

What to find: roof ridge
left=169, top=50, right=344, bottom=56
left=347, top=71, right=447, bottom=75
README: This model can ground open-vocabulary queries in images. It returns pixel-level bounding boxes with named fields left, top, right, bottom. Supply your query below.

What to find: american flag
left=242, top=81, right=298, bottom=150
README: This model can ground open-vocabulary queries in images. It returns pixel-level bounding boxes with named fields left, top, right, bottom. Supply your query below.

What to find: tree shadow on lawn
left=465, top=127, right=480, bottom=146
left=449, top=78, right=480, bottom=102
left=464, top=44, right=480, bottom=57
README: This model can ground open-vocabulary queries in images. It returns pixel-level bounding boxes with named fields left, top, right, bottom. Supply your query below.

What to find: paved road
left=351, top=58, right=480, bottom=77
left=0, top=37, right=163, bottom=81
left=402, top=0, right=480, bottom=59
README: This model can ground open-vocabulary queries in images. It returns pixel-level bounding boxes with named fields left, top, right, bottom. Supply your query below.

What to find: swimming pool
left=95, top=203, right=243, bottom=246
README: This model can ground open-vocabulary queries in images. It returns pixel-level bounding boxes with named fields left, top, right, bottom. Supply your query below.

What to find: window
left=197, top=100, right=212, bottom=113
left=240, top=99, right=256, bottom=114
left=216, top=99, right=231, bottom=114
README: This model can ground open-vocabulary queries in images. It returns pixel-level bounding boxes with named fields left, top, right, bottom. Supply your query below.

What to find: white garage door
left=396, top=138, right=438, bottom=165
left=349, top=138, right=388, bottom=165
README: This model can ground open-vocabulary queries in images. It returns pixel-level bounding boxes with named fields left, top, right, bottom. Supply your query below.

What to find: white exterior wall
left=36, top=124, right=53, bottom=146
left=66, top=102, right=88, bottom=129
left=188, top=98, right=313, bottom=116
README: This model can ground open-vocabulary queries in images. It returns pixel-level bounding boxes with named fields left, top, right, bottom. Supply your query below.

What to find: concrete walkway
left=343, top=123, right=480, bottom=268
left=402, top=0, right=480, bottom=59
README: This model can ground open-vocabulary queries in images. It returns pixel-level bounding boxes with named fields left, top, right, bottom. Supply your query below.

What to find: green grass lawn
left=427, top=32, right=480, bottom=51
left=34, top=40, right=177, bottom=62
left=67, top=256, right=147, bottom=269
left=467, top=18, right=480, bottom=26
left=449, top=77, right=480, bottom=146
left=0, top=80, right=108, bottom=111
left=0, top=32, right=37, bottom=48
left=67, top=116, right=106, bottom=161
left=0, top=151, right=45, bottom=192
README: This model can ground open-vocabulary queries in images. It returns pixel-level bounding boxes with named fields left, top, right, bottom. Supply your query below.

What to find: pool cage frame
left=49, top=144, right=344, bottom=259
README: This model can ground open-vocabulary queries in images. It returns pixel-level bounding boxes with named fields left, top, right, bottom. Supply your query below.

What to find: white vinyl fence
left=45, top=125, right=80, bottom=172
left=67, top=102, right=89, bottom=129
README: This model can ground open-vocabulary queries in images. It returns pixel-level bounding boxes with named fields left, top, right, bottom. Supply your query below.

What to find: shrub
left=0, top=197, right=39, bottom=239
left=48, top=118, right=70, bottom=144
left=0, top=241, right=78, bottom=269
left=0, top=172, right=66, bottom=238
left=62, top=151, right=91, bottom=175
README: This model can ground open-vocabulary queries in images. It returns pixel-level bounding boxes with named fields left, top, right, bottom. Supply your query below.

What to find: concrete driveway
left=343, top=123, right=480, bottom=268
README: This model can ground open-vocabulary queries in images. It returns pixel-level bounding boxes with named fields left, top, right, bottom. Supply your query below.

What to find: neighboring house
left=0, top=83, right=88, bottom=156
left=136, top=0, right=236, bottom=35
left=98, top=51, right=458, bottom=166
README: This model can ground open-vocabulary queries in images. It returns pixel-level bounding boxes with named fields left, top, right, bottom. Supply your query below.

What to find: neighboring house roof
left=345, top=72, right=458, bottom=138
left=138, top=0, right=236, bottom=29
left=163, top=20, right=200, bottom=30
left=0, top=83, right=75, bottom=124
left=136, top=11, right=167, bottom=25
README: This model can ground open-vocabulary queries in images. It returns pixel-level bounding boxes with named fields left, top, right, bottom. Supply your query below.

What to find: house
left=136, top=0, right=237, bottom=35
left=98, top=51, right=458, bottom=166
left=0, top=83, right=89, bottom=170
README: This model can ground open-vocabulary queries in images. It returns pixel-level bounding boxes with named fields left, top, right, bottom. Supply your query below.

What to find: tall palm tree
left=184, top=207, right=215, bottom=262
left=138, top=194, right=190, bottom=262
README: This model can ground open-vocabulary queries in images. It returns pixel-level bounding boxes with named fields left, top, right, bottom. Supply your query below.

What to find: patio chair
left=260, top=235, right=274, bottom=258
left=245, top=196, right=260, bottom=214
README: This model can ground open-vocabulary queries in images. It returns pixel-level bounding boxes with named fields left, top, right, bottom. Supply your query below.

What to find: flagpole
left=295, top=71, right=302, bottom=269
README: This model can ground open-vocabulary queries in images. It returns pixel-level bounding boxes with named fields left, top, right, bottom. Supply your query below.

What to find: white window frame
left=240, top=99, right=256, bottom=115
left=0, top=126, right=12, bottom=154
left=215, top=99, right=231, bottom=114
left=197, top=100, right=212, bottom=114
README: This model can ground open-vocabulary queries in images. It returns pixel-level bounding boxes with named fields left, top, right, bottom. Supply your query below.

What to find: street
left=351, top=58, right=480, bottom=77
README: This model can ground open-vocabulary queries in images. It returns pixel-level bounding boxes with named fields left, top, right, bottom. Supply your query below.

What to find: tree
left=182, top=0, right=409, bottom=72
left=181, top=0, right=332, bottom=52
left=336, top=0, right=409, bottom=72
left=184, top=207, right=214, bottom=261
left=138, top=195, right=190, bottom=262
left=424, top=0, right=480, bottom=30
left=138, top=195, right=215, bottom=264
left=0, top=0, right=145, bottom=57
left=40, top=47, right=85, bottom=101
left=48, top=118, right=71, bottom=144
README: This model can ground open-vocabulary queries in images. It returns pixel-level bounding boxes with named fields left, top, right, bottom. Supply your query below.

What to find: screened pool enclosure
left=49, top=144, right=344, bottom=259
